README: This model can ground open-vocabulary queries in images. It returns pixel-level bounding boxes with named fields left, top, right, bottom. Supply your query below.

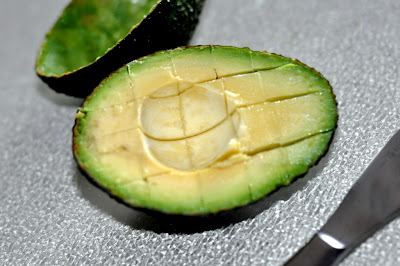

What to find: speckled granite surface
left=1, top=0, right=399, bottom=265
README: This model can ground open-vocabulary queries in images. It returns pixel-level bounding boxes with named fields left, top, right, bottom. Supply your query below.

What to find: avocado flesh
left=38, top=0, right=160, bottom=76
left=36, top=0, right=205, bottom=97
left=74, top=46, right=337, bottom=215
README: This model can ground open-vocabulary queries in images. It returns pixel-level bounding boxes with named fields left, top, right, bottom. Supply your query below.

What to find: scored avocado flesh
left=74, top=46, right=337, bottom=215
left=37, top=0, right=160, bottom=76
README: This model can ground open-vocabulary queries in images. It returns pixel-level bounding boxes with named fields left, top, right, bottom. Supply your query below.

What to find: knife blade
left=284, top=129, right=400, bottom=266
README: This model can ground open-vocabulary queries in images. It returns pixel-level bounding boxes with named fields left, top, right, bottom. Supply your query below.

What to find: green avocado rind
left=36, top=0, right=205, bottom=97
left=73, top=45, right=338, bottom=215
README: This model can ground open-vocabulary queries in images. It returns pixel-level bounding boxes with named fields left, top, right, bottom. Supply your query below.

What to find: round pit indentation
left=140, top=85, right=239, bottom=171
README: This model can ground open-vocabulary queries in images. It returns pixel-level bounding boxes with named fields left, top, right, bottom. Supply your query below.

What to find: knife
left=284, top=129, right=400, bottom=266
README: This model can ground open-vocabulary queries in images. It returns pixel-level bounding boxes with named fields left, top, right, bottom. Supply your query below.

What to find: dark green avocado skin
left=37, top=0, right=205, bottom=98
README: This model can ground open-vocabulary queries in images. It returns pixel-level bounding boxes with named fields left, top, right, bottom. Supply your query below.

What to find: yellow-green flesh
left=37, top=0, right=160, bottom=76
left=74, top=46, right=337, bottom=214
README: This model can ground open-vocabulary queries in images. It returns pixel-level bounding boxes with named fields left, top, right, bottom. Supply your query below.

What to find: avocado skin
left=36, top=0, right=205, bottom=98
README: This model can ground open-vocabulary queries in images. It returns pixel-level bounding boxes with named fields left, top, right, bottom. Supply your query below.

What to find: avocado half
left=73, top=45, right=337, bottom=215
left=36, top=0, right=205, bottom=97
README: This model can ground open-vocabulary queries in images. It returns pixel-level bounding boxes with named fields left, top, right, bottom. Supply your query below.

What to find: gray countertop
left=1, top=0, right=399, bottom=265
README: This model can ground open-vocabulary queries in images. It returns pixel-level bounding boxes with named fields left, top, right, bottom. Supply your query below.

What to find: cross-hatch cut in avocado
left=73, top=46, right=337, bottom=215
left=36, top=0, right=205, bottom=97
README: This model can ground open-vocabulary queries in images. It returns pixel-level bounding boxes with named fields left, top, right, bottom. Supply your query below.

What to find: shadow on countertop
left=36, top=80, right=84, bottom=107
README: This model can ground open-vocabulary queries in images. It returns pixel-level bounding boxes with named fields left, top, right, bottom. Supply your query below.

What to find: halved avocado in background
left=73, top=45, right=337, bottom=215
left=36, top=0, right=205, bottom=97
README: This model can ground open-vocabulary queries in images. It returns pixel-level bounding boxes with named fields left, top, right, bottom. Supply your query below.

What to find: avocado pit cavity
left=141, top=85, right=239, bottom=170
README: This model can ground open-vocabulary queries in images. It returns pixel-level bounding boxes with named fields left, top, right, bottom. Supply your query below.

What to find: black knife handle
left=284, top=234, right=346, bottom=266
